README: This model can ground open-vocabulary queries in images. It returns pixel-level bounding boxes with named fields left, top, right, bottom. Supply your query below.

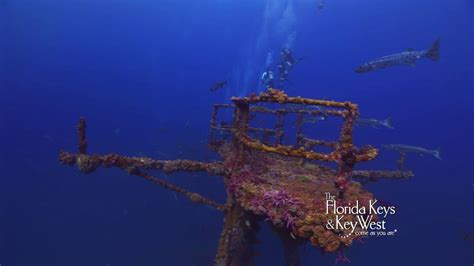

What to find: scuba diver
left=277, top=48, right=303, bottom=83
left=281, top=48, right=297, bottom=65
left=277, top=61, right=291, bottom=83
left=261, top=70, right=275, bottom=89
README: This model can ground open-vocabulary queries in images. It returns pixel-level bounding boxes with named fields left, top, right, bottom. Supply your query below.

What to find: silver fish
left=286, top=104, right=329, bottom=117
left=355, top=38, right=440, bottom=73
left=382, top=144, right=441, bottom=160
left=302, top=115, right=326, bottom=124
left=356, top=117, right=393, bottom=129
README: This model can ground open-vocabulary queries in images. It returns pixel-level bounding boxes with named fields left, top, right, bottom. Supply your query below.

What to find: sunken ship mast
left=59, top=88, right=413, bottom=266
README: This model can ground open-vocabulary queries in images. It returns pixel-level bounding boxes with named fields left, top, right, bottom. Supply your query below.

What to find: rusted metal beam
left=352, top=170, right=414, bottom=181
left=77, top=117, right=87, bottom=154
left=59, top=151, right=226, bottom=175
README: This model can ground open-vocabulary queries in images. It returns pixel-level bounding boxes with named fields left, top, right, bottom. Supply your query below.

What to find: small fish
left=356, top=117, right=394, bottom=129
left=210, top=80, right=227, bottom=92
left=301, top=115, right=326, bottom=124
left=355, top=38, right=440, bottom=73
left=382, top=144, right=441, bottom=160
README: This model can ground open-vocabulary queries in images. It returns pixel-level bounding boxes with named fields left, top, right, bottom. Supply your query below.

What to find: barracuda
left=356, top=117, right=393, bottom=129
left=355, top=38, right=440, bottom=73
left=382, top=144, right=442, bottom=160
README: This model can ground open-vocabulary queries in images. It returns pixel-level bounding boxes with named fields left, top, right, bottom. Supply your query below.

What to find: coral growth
left=59, top=90, right=414, bottom=265
left=227, top=167, right=263, bottom=195
left=260, top=189, right=301, bottom=229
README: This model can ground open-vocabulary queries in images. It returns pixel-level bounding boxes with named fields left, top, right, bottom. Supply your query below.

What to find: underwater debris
left=59, top=89, right=413, bottom=266
left=355, top=37, right=440, bottom=73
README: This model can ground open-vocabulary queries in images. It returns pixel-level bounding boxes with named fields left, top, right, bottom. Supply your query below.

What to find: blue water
left=1, top=0, right=473, bottom=265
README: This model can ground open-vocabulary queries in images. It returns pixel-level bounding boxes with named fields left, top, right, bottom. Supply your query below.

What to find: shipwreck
left=59, top=88, right=413, bottom=266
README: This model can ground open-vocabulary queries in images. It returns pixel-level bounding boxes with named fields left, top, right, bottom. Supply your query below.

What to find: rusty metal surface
left=59, top=89, right=414, bottom=265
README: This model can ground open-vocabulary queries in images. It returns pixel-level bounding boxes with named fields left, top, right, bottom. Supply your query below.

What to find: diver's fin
left=426, top=37, right=440, bottom=61
left=406, top=48, right=414, bottom=52
left=433, top=148, right=442, bottom=160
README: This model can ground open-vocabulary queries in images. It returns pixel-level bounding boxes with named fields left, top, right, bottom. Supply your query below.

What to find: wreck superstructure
left=59, top=89, right=413, bottom=266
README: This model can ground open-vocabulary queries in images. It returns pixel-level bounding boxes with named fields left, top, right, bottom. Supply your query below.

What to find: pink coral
left=260, top=189, right=301, bottom=229
left=227, top=170, right=300, bottom=230
left=227, top=168, right=263, bottom=195
left=263, top=190, right=296, bottom=207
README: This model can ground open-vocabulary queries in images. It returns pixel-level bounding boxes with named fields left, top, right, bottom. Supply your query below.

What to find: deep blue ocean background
left=1, top=0, right=473, bottom=265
